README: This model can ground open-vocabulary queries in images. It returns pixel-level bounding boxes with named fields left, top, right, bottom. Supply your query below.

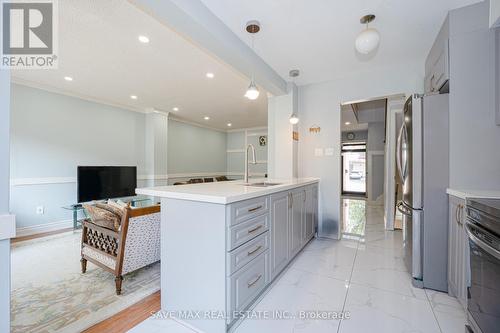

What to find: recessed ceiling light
left=130, top=95, right=138, bottom=100
left=227, top=123, right=232, bottom=127
left=138, top=35, right=150, bottom=43
left=204, top=116, right=210, bottom=120
left=172, top=107, right=179, bottom=111
left=345, top=122, right=351, bottom=125
left=64, top=76, right=73, bottom=81
left=206, top=72, right=214, bottom=79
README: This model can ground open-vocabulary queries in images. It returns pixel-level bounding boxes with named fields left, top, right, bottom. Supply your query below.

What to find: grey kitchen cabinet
left=304, top=186, right=315, bottom=241
left=270, top=185, right=317, bottom=280
left=289, top=189, right=306, bottom=258
left=496, top=28, right=500, bottom=126
left=270, top=191, right=290, bottom=280
left=312, top=185, right=318, bottom=233
left=448, top=195, right=468, bottom=310
left=491, top=0, right=500, bottom=28
left=158, top=180, right=319, bottom=333
left=425, top=16, right=450, bottom=93
left=426, top=41, right=449, bottom=93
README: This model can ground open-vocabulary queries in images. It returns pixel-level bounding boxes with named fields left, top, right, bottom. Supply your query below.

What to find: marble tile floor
left=129, top=199, right=466, bottom=333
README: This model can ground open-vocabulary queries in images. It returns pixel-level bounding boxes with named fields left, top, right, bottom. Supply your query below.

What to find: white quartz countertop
left=136, top=178, right=319, bottom=204
left=446, top=188, right=500, bottom=200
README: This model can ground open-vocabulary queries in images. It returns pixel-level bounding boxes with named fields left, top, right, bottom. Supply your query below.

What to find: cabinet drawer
left=228, top=213, right=269, bottom=251
left=227, top=231, right=269, bottom=275
left=228, top=196, right=269, bottom=226
left=227, top=250, right=269, bottom=319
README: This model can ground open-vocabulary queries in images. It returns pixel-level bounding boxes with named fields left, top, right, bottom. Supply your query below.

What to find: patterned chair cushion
left=83, top=204, right=121, bottom=231
left=95, top=202, right=125, bottom=219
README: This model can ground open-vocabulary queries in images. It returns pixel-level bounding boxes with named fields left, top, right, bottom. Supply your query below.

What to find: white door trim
left=367, top=150, right=385, bottom=202
left=0, top=215, right=16, bottom=240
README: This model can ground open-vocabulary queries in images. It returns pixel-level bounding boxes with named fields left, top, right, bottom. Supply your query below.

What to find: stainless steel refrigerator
left=396, top=93, right=449, bottom=292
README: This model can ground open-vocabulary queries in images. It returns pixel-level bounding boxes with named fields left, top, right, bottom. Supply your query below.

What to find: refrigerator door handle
left=397, top=200, right=423, bottom=216
left=396, top=124, right=405, bottom=183
left=397, top=201, right=412, bottom=216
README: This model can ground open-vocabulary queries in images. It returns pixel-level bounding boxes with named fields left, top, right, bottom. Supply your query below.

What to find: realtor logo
left=1, top=0, right=58, bottom=69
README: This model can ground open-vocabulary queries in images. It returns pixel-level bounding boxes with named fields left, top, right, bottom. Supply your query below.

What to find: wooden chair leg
left=115, top=275, right=123, bottom=295
left=80, top=258, right=87, bottom=273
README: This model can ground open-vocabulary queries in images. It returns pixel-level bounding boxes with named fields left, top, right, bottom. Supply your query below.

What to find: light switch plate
left=0, top=214, right=16, bottom=240
left=314, top=148, right=324, bottom=157
left=325, top=148, right=334, bottom=156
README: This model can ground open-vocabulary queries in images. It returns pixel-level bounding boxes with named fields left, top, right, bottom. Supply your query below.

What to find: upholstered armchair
left=80, top=205, right=161, bottom=295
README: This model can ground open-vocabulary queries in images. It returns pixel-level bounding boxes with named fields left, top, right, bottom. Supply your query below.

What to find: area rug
left=10, top=231, right=160, bottom=333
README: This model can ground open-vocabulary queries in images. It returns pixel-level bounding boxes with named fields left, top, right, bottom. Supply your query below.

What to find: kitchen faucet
left=244, top=144, right=257, bottom=184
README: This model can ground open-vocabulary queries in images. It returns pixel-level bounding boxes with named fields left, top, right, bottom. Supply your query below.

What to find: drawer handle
left=247, top=245, right=262, bottom=256
left=247, top=274, right=262, bottom=288
left=247, top=225, right=263, bottom=234
left=248, top=205, right=263, bottom=212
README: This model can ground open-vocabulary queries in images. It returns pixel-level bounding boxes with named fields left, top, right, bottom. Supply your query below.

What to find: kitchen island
left=136, top=178, right=319, bottom=333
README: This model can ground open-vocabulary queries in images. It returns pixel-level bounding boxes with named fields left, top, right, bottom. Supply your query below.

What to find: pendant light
left=244, top=20, right=260, bottom=100
left=355, top=14, right=380, bottom=54
left=289, top=69, right=299, bottom=125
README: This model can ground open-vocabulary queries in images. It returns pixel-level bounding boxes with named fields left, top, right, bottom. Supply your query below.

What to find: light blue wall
left=247, top=134, right=268, bottom=176
left=0, top=69, right=11, bottom=333
left=226, top=131, right=245, bottom=176
left=226, top=129, right=268, bottom=179
left=10, top=84, right=148, bottom=229
left=10, top=85, right=263, bottom=229
left=167, top=119, right=227, bottom=175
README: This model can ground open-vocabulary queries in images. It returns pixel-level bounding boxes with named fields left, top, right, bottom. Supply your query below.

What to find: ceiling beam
left=129, top=0, right=288, bottom=96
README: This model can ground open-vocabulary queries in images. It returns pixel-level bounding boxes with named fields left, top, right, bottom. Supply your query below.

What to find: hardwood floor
left=11, top=227, right=74, bottom=243
left=83, top=291, right=160, bottom=333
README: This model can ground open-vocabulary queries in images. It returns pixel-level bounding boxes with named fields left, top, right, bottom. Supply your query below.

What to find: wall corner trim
left=0, top=215, right=16, bottom=240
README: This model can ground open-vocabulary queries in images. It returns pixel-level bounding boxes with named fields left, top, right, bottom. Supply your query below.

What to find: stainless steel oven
left=465, top=198, right=500, bottom=333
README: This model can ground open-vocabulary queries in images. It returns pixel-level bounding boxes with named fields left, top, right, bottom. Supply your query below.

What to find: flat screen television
left=77, top=166, right=137, bottom=203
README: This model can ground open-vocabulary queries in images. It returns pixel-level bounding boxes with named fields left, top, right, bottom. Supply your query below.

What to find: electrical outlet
left=36, top=206, right=45, bottom=215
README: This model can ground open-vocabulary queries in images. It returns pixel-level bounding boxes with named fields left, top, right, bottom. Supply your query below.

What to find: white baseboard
left=16, top=219, right=73, bottom=238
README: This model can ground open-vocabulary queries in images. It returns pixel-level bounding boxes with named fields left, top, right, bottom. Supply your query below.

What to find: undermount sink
left=244, top=182, right=283, bottom=187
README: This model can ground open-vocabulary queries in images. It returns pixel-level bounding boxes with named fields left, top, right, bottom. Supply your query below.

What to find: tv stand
left=62, top=196, right=152, bottom=230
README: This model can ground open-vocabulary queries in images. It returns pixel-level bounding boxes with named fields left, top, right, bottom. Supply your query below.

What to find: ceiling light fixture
left=244, top=81, right=259, bottom=100
left=206, top=72, right=214, bottom=79
left=130, top=95, right=138, bottom=100
left=289, top=69, right=300, bottom=125
left=138, top=35, right=150, bottom=43
left=204, top=116, right=210, bottom=120
left=227, top=123, right=232, bottom=127
left=345, top=121, right=351, bottom=125
left=244, top=20, right=260, bottom=100
left=172, top=107, right=179, bottom=111
left=355, top=14, right=380, bottom=54
left=64, top=76, right=73, bottom=81
left=289, top=114, right=299, bottom=125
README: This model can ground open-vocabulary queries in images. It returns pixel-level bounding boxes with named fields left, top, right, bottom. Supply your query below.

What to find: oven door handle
left=465, top=222, right=500, bottom=260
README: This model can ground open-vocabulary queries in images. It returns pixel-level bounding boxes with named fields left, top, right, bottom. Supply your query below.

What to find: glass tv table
left=62, top=196, right=152, bottom=230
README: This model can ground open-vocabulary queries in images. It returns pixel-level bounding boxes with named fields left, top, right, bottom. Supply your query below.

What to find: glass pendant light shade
left=244, top=80, right=260, bottom=100
left=289, top=113, right=299, bottom=125
left=355, top=28, right=380, bottom=54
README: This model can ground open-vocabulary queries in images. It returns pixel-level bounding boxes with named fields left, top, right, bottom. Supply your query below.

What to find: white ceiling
left=200, top=0, right=482, bottom=85
left=12, top=0, right=268, bottom=130
left=341, top=99, right=386, bottom=131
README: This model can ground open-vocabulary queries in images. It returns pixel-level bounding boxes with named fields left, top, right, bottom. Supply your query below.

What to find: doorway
left=341, top=142, right=367, bottom=196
